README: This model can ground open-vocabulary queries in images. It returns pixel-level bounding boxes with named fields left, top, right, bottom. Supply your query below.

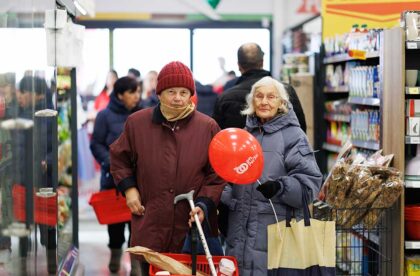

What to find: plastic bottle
left=217, top=258, right=236, bottom=276
left=349, top=24, right=360, bottom=50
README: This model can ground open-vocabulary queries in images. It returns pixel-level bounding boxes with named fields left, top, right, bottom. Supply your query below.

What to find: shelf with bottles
left=350, top=108, right=381, bottom=147
left=325, top=62, right=380, bottom=102
left=405, top=99, right=420, bottom=145
left=325, top=99, right=352, bottom=122
left=323, top=51, right=380, bottom=64
left=323, top=24, right=381, bottom=64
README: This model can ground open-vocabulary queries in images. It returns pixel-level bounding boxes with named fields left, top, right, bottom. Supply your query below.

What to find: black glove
left=256, top=180, right=282, bottom=199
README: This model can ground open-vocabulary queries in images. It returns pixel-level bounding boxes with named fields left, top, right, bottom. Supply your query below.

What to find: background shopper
left=90, top=76, right=141, bottom=274
left=94, top=70, right=118, bottom=112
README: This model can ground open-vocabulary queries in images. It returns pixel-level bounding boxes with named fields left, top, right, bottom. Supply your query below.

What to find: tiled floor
left=77, top=208, right=133, bottom=276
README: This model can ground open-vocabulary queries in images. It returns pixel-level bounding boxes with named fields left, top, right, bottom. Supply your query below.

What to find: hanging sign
left=322, top=0, right=420, bottom=39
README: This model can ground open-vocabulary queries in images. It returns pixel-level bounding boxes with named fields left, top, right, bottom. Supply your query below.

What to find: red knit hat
left=156, top=61, right=195, bottom=95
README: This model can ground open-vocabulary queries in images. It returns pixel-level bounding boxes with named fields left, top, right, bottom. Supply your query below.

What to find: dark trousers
left=107, top=221, right=131, bottom=249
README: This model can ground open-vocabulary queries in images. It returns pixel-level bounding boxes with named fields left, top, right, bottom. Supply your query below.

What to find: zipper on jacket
left=162, top=121, right=178, bottom=132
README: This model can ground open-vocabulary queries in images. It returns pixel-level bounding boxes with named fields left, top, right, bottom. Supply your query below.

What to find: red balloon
left=209, top=128, right=264, bottom=185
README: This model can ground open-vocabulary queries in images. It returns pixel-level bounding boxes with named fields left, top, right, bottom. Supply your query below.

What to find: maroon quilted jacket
left=110, top=105, right=226, bottom=252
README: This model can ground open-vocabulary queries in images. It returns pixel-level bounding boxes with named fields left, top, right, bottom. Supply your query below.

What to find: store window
left=192, top=28, right=270, bottom=85
left=113, top=28, right=191, bottom=77
left=76, top=29, right=110, bottom=97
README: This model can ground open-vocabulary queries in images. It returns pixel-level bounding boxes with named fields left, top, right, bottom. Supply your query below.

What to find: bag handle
left=285, top=187, right=311, bottom=227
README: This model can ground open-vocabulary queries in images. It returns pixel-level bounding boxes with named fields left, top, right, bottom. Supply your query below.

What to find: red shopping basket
left=89, top=189, right=131, bottom=224
left=34, top=193, right=58, bottom=226
left=12, top=184, right=58, bottom=226
left=149, top=253, right=239, bottom=276
left=12, top=184, right=26, bottom=222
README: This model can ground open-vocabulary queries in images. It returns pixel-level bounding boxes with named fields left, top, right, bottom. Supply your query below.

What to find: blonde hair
left=241, top=76, right=289, bottom=116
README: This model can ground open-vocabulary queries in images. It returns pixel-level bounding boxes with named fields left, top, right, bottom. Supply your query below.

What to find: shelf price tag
left=348, top=49, right=367, bottom=60
left=407, top=42, right=418, bottom=49
left=408, top=87, right=420, bottom=94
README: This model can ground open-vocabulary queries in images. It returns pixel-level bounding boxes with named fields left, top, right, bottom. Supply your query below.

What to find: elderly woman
left=221, top=76, right=322, bottom=275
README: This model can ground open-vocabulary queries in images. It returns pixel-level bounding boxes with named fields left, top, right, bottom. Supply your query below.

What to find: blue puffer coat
left=90, top=93, right=138, bottom=190
left=221, top=106, right=322, bottom=276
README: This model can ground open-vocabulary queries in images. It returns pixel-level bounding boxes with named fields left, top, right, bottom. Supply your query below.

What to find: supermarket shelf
left=324, top=113, right=351, bottom=123
left=322, top=142, right=342, bottom=153
left=323, top=51, right=379, bottom=64
left=405, top=241, right=420, bottom=249
left=407, top=41, right=420, bottom=50
left=324, top=86, right=349, bottom=93
left=406, top=87, right=420, bottom=95
left=348, top=97, right=380, bottom=106
left=406, top=136, right=420, bottom=144
left=352, top=140, right=380, bottom=151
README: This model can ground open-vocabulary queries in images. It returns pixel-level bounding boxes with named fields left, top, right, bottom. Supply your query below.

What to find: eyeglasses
left=254, top=93, right=279, bottom=102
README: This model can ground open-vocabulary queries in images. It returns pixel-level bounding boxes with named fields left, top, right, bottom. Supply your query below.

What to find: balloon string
left=256, top=179, right=278, bottom=223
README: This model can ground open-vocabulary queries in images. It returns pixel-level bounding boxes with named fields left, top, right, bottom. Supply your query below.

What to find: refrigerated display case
left=0, top=1, right=79, bottom=275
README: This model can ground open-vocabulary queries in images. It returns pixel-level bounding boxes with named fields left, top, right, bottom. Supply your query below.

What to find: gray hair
left=241, top=76, right=289, bottom=116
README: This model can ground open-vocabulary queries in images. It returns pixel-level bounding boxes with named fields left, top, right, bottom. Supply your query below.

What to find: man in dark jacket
left=213, top=42, right=306, bottom=132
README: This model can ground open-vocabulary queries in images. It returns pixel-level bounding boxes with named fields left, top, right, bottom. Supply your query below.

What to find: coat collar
left=108, top=92, right=133, bottom=114
left=236, top=69, right=271, bottom=85
left=245, top=104, right=300, bottom=134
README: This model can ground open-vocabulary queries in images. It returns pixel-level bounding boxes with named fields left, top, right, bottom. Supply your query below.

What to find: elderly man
left=213, top=42, right=306, bottom=132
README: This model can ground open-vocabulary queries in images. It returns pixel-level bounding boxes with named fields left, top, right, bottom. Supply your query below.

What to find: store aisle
left=78, top=213, right=132, bottom=276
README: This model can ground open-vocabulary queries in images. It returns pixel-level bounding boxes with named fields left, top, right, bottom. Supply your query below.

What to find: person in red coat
left=110, top=61, right=226, bottom=274
left=94, top=70, right=118, bottom=112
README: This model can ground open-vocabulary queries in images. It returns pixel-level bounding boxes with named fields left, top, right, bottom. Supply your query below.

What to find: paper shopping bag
left=267, top=201, right=336, bottom=275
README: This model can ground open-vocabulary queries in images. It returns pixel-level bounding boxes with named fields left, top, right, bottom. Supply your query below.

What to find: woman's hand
left=125, top=187, right=145, bottom=216
left=257, top=180, right=282, bottom=199
left=188, top=206, right=204, bottom=227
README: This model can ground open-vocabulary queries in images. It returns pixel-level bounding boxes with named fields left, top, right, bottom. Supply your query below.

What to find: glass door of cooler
left=0, top=2, right=79, bottom=275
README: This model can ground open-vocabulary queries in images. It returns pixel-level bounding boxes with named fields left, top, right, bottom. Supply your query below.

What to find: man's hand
left=125, top=187, right=145, bottom=216
left=188, top=206, right=204, bottom=227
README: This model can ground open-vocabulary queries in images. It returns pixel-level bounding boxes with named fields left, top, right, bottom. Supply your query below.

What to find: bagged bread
left=126, top=246, right=208, bottom=276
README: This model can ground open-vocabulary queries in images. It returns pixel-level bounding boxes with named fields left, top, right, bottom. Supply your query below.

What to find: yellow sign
left=322, top=0, right=420, bottom=39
